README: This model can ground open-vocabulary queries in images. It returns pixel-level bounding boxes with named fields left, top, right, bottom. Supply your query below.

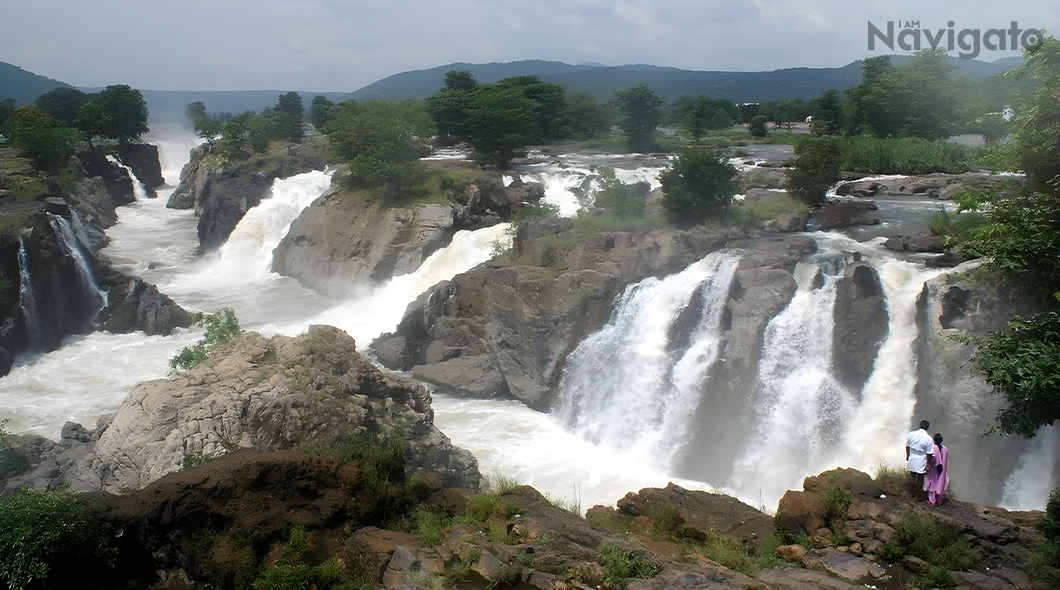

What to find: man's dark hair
left=934, top=433, right=943, bottom=445
left=919, top=420, right=930, bottom=430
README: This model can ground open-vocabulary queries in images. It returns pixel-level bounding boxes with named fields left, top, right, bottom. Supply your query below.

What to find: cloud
left=0, top=0, right=1055, bottom=92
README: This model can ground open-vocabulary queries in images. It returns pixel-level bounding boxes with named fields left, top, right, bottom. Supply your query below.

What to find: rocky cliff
left=0, top=147, right=188, bottom=376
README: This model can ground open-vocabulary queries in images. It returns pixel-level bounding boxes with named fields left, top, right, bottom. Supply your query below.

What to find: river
left=1, top=127, right=1055, bottom=513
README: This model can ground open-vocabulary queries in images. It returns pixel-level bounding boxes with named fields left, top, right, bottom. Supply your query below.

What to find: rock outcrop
left=375, top=219, right=741, bottom=408
left=910, top=270, right=1060, bottom=504
left=165, top=142, right=328, bottom=251
left=272, top=173, right=542, bottom=298
left=836, top=173, right=1004, bottom=199
left=7, top=325, right=480, bottom=494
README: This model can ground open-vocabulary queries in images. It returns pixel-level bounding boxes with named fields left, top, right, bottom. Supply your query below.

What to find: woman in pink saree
left=924, top=433, right=949, bottom=506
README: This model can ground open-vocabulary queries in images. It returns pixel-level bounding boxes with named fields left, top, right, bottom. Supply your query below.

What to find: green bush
left=840, top=137, right=974, bottom=175
left=896, top=512, right=974, bottom=571
left=596, top=544, right=661, bottom=584
left=169, top=307, right=241, bottom=373
left=820, top=482, right=856, bottom=530
left=786, top=137, right=842, bottom=204
left=659, top=147, right=739, bottom=222
left=1031, top=486, right=1060, bottom=578
left=0, top=487, right=116, bottom=590
left=924, top=565, right=956, bottom=588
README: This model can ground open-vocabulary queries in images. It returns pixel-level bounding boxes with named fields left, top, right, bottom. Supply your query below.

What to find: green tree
left=184, top=101, right=206, bottom=129
left=588, top=167, right=647, bottom=219
left=658, top=148, right=738, bottom=222
left=35, top=87, right=90, bottom=123
left=310, top=95, right=336, bottom=128
left=786, top=137, right=843, bottom=204
left=847, top=50, right=967, bottom=140
left=613, top=83, right=664, bottom=152
left=92, top=84, right=149, bottom=143
left=565, top=92, right=611, bottom=139
left=960, top=313, right=1060, bottom=437
left=681, top=96, right=713, bottom=142
left=216, top=113, right=250, bottom=161
left=194, top=117, right=223, bottom=143
left=0, top=487, right=116, bottom=590
left=73, top=102, right=107, bottom=149
left=169, top=308, right=241, bottom=373
left=423, top=70, right=479, bottom=141
left=810, top=88, right=843, bottom=137
left=748, top=115, right=769, bottom=138
left=464, top=84, right=539, bottom=168
left=954, top=36, right=1060, bottom=438
left=276, top=91, right=304, bottom=142
left=323, top=99, right=434, bottom=199
left=0, top=98, right=16, bottom=129
left=2, top=105, right=81, bottom=172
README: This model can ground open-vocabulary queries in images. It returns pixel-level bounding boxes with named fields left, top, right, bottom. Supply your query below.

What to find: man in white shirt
left=906, top=419, right=935, bottom=501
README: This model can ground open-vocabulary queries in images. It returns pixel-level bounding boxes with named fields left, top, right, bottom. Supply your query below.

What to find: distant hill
left=0, top=62, right=73, bottom=106
left=344, top=57, right=1023, bottom=104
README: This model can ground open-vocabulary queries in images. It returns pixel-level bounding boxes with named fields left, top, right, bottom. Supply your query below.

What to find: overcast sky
left=3, top=1, right=1056, bottom=92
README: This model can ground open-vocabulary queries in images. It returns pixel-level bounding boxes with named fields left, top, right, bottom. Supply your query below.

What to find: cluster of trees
left=421, top=71, right=611, bottom=167
left=191, top=92, right=305, bottom=161
left=0, top=85, right=149, bottom=172
left=950, top=37, right=1060, bottom=439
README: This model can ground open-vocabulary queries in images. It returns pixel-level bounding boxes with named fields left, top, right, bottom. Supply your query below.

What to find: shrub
left=169, top=307, right=241, bottom=373
left=1031, top=486, right=1060, bottom=578
left=840, top=136, right=974, bottom=175
left=749, top=115, right=769, bottom=138
left=596, top=544, right=661, bottom=584
left=786, top=137, right=842, bottom=204
left=0, top=487, right=116, bottom=590
left=896, top=512, right=974, bottom=571
left=820, top=482, right=856, bottom=530
left=659, top=147, right=739, bottom=223
left=588, top=167, right=647, bottom=219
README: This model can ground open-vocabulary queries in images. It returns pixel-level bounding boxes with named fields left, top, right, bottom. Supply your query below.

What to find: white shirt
left=906, top=428, right=934, bottom=474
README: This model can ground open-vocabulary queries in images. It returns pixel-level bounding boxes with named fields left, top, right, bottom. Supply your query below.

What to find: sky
left=3, top=1, right=1056, bottom=93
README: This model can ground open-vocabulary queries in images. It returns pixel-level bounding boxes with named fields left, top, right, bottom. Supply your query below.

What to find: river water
left=1, top=127, right=1055, bottom=513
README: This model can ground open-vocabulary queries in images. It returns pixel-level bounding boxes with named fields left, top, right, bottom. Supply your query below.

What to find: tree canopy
left=1, top=105, right=80, bottom=172
left=91, top=84, right=149, bottom=144
left=953, top=36, right=1060, bottom=437
left=658, top=148, right=738, bottom=222
left=612, top=83, right=664, bottom=152
left=846, top=50, right=968, bottom=140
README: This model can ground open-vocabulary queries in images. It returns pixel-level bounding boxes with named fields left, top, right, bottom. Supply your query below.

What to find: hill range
left=2, top=57, right=1023, bottom=123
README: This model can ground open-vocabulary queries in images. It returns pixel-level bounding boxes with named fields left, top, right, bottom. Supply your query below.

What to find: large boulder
left=831, top=261, right=888, bottom=392
left=13, top=325, right=480, bottom=494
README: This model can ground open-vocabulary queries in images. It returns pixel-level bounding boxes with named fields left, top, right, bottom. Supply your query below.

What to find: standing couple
left=906, top=420, right=950, bottom=505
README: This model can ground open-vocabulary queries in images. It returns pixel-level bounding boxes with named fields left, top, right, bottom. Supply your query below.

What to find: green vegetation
left=847, top=49, right=969, bottom=140
left=949, top=37, right=1060, bottom=438
left=786, top=136, right=842, bottom=204
left=1031, top=486, right=1060, bottom=580
left=748, top=115, right=769, bottom=138
left=587, top=166, right=647, bottom=219
left=168, top=307, right=241, bottom=373
left=659, top=147, right=738, bottom=222
left=0, top=487, right=116, bottom=590
left=596, top=544, right=661, bottom=585
left=1, top=105, right=81, bottom=172
left=613, top=83, right=665, bottom=152
left=840, top=136, right=974, bottom=174
left=895, top=511, right=975, bottom=572
left=323, top=99, right=434, bottom=202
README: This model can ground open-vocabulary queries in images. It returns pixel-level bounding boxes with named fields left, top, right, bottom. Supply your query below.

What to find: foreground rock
left=5, top=325, right=480, bottom=494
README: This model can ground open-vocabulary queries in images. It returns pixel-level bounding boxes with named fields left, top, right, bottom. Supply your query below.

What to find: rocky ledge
left=4, top=325, right=480, bottom=494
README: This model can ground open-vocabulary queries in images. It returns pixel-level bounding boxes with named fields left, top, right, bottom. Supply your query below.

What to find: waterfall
left=728, top=258, right=855, bottom=501
left=17, top=238, right=44, bottom=350
left=49, top=214, right=107, bottom=322
left=553, top=250, right=740, bottom=469
left=107, top=155, right=149, bottom=199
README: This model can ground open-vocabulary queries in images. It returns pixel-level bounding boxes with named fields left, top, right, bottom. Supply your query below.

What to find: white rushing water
left=1, top=128, right=1055, bottom=512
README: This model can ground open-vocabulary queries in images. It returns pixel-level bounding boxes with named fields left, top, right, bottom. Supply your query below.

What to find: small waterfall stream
left=49, top=213, right=108, bottom=322
left=107, top=155, right=149, bottom=199
left=16, top=237, right=43, bottom=350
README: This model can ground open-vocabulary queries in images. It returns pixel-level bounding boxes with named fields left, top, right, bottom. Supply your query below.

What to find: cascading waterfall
left=728, top=258, right=855, bottom=501
left=107, top=155, right=148, bottom=199
left=553, top=250, right=740, bottom=469
left=17, top=237, right=43, bottom=350
left=49, top=214, right=107, bottom=321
